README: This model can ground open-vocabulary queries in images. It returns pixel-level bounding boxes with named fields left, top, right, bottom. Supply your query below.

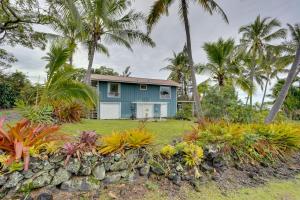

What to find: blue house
left=91, top=74, right=180, bottom=119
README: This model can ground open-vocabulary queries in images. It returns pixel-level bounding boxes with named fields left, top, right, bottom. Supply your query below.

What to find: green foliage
left=53, top=101, right=85, bottom=123
left=193, top=122, right=300, bottom=164
left=0, top=83, right=16, bottom=109
left=175, top=103, right=193, bottom=120
left=8, top=161, right=24, bottom=172
left=160, top=145, right=176, bottom=159
left=99, top=126, right=154, bottom=155
left=16, top=101, right=54, bottom=124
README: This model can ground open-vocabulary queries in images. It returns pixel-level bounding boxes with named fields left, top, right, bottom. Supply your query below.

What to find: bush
left=53, top=101, right=86, bottom=123
left=0, top=83, right=17, bottom=109
left=175, top=103, right=193, bottom=120
left=0, top=116, right=67, bottom=171
left=192, top=122, right=300, bottom=164
left=16, top=101, right=54, bottom=124
left=160, top=145, right=176, bottom=159
left=98, top=127, right=154, bottom=155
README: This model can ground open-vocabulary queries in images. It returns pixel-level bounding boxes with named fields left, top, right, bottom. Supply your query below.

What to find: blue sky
left=3, top=0, right=300, bottom=103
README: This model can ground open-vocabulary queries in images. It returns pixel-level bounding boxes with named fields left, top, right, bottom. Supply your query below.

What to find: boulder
left=103, top=173, right=122, bottom=184
left=0, top=174, right=8, bottom=186
left=65, top=158, right=81, bottom=174
left=23, top=170, right=34, bottom=179
left=80, top=163, right=92, bottom=176
left=32, top=172, right=52, bottom=189
left=60, top=177, right=100, bottom=192
left=92, top=165, right=106, bottom=180
left=36, top=193, right=53, bottom=200
left=150, top=163, right=165, bottom=175
left=109, top=160, right=128, bottom=171
left=140, top=164, right=150, bottom=176
left=51, top=168, right=71, bottom=186
left=49, top=155, right=64, bottom=163
left=4, top=172, right=24, bottom=189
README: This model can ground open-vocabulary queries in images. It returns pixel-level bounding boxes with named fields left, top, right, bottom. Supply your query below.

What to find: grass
left=61, top=119, right=193, bottom=147
left=140, top=176, right=300, bottom=200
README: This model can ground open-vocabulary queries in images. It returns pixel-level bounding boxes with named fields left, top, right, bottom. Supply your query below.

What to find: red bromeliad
left=0, top=116, right=67, bottom=171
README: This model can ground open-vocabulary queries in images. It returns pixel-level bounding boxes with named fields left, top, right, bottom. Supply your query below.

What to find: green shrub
left=0, top=83, right=17, bottom=109
left=175, top=103, right=193, bottom=120
left=16, top=101, right=54, bottom=124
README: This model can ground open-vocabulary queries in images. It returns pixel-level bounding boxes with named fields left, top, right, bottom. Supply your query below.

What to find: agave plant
left=0, top=116, right=67, bottom=171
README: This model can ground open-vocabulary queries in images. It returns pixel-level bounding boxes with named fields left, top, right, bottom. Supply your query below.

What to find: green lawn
left=62, top=119, right=194, bottom=146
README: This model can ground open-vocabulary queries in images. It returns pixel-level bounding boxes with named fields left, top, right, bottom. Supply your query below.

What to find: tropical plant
left=239, top=16, right=287, bottom=107
left=78, top=0, right=155, bottom=84
left=98, top=131, right=128, bottom=155
left=0, top=116, right=67, bottom=171
left=160, top=145, right=176, bottom=159
left=53, top=101, right=85, bottom=123
left=126, top=128, right=154, bottom=148
left=147, top=0, right=228, bottom=119
left=41, top=40, right=97, bottom=108
left=199, top=38, right=249, bottom=91
left=161, top=49, right=190, bottom=99
left=122, top=66, right=132, bottom=77
left=265, top=23, right=300, bottom=123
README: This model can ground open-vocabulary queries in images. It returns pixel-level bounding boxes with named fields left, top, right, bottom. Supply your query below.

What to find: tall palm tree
left=161, top=50, right=190, bottom=98
left=42, top=40, right=97, bottom=107
left=239, top=16, right=287, bottom=107
left=265, top=23, right=300, bottom=124
left=198, top=38, right=249, bottom=91
left=147, top=0, right=228, bottom=119
left=80, top=0, right=155, bottom=84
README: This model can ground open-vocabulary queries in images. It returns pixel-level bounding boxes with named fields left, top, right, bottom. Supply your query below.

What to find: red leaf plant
left=0, top=116, right=68, bottom=171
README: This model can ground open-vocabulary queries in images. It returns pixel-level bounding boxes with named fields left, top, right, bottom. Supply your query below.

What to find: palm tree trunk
left=260, top=77, right=269, bottom=111
left=85, top=37, right=96, bottom=85
left=245, top=95, right=249, bottom=106
left=69, top=53, right=73, bottom=66
left=249, top=69, right=254, bottom=108
left=265, top=45, right=300, bottom=124
left=181, top=0, right=202, bottom=119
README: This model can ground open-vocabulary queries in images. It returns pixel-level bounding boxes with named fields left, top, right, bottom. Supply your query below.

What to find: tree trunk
left=265, top=45, right=300, bottom=124
left=69, top=53, right=73, bottom=66
left=84, top=37, right=96, bottom=85
left=181, top=0, right=202, bottom=119
left=249, top=68, right=254, bottom=108
left=245, top=95, right=249, bottom=106
left=260, top=77, right=269, bottom=111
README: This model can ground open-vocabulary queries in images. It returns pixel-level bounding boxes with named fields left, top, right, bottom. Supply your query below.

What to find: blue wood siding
left=98, top=81, right=177, bottom=118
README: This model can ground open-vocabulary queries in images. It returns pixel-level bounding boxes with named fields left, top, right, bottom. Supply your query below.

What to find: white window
left=108, top=83, right=120, bottom=98
left=160, top=86, right=171, bottom=99
left=140, top=84, right=147, bottom=90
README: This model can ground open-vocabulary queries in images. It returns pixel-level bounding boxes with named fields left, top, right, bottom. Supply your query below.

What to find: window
left=140, top=84, right=147, bottom=90
left=160, top=86, right=171, bottom=99
left=108, top=83, right=120, bottom=98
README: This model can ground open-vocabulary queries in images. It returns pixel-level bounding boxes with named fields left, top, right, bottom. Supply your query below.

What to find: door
left=160, top=104, right=168, bottom=118
left=137, top=104, right=154, bottom=119
left=100, top=102, right=121, bottom=119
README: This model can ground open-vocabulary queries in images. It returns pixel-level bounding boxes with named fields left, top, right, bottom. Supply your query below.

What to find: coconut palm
left=80, top=0, right=155, bottom=84
left=161, top=49, right=190, bottom=98
left=147, top=0, right=228, bottom=119
left=265, top=23, right=300, bottom=123
left=42, top=40, right=97, bottom=107
left=198, top=38, right=250, bottom=92
left=239, top=16, right=287, bottom=107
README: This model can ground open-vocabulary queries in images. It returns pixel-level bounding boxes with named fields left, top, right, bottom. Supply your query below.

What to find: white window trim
left=160, top=86, right=171, bottom=99
left=140, top=84, right=147, bottom=90
left=107, top=82, right=121, bottom=98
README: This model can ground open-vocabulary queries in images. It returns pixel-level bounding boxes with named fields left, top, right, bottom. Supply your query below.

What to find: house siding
left=98, top=81, right=177, bottom=118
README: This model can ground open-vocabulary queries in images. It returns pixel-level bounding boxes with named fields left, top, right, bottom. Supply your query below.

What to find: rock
left=60, top=177, right=100, bottom=192
left=92, top=165, right=106, bottom=180
left=190, top=179, right=201, bottom=192
left=120, top=170, right=129, bottom=178
left=32, top=172, right=52, bottom=189
left=22, top=195, right=34, bottom=200
left=150, top=164, right=165, bottom=175
left=126, top=152, right=138, bottom=163
left=49, top=155, right=64, bottom=163
left=23, top=170, right=35, bottom=179
left=114, top=154, right=121, bottom=162
left=4, top=172, right=24, bottom=189
left=140, top=164, right=150, bottom=176
left=127, top=172, right=135, bottom=183
left=110, top=160, right=128, bottom=171
left=49, top=169, right=55, bottom=177
left=43, top=161, right=55, bottom=171
left=0, top=174, right=8, bottom=186
left=104, top=173, right=122, bottom=184
left=51, top=168, right=71, bottom=185
left=175, top=163, right=184, bottom=172
left=37, top=193, right=53, bottom=200
left=201, top=163, right=214, bottom=172
left=212, top=172, right=221, bottom=181
left=80, top=163, right=92, bottom=176
left=168, top=173, right=181, bottom=186
left=212, top=156, right=224, bottom=169
left=65, top=158, right=81, bottom=174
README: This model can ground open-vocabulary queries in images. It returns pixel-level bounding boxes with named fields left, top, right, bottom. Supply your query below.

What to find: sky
left=3, top=0, right=300, bottom=103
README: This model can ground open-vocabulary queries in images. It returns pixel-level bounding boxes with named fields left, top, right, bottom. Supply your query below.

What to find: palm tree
left=198, top=38, right=249, bottom=91
left=122, top=66, right=131, bottom=77
left=239, top=16, right=287, bottom=107
left=161, top=50, right=190, bottom=98
left=80, top=0, right=155, bottom=84
left=147, top=0, right=228, bottom=119
left=42, top=40, right=97, bottom=107
left=259, top=46, right=287, bottom=111
left=265, top=23, right=300, bottom=123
